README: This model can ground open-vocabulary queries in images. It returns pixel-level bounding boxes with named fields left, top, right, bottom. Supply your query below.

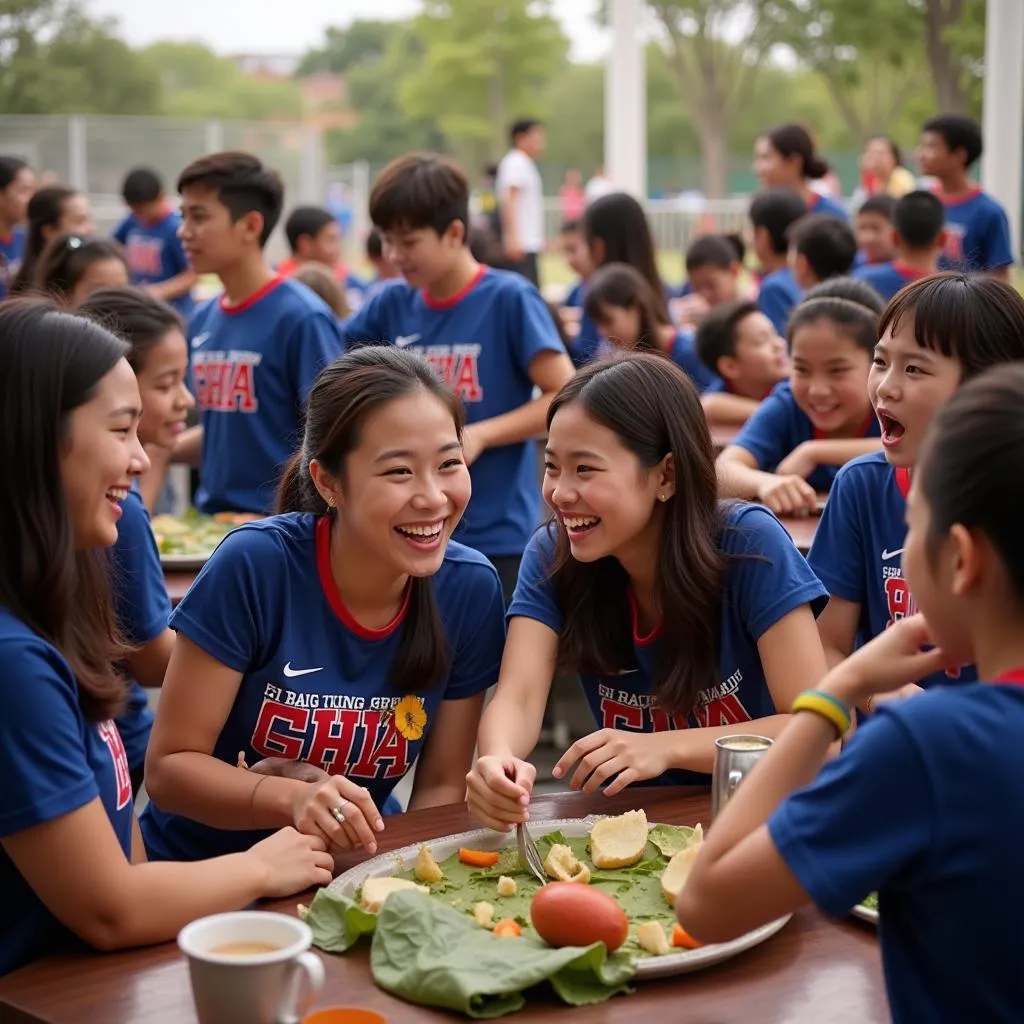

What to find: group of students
left=1, top=111, right=1024, bottom=1023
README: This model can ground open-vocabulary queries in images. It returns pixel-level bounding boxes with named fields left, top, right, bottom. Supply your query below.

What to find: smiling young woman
left=141, top=345, right=506, bottom=864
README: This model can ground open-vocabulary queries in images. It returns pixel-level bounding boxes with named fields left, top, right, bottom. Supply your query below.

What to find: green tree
left=398, top=0, right=569, bottom=167
left=916, top=0, right=984, bottom=115
left=296, top=20, right=395, bottom=77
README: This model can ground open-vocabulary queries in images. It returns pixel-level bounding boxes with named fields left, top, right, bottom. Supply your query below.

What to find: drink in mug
left=711, top=735, right=773, bottom=820
left=178, top=911, right=324, bottom=1024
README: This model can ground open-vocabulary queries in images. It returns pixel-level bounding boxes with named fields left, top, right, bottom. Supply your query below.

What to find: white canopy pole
left=604, top=0, right=647, bottom=199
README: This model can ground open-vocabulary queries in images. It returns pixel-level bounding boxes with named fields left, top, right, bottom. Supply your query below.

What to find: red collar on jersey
left=994, top=669, right=1024, bottom=686
left=627, top=589, right=662, bottom=646
left=315, top=515, right=411, bottom=640
left=219, top=275, right=285, bottom=315
left=422, top=264, right=487, bottom=310
left=894, top=466, right=911, bottom=498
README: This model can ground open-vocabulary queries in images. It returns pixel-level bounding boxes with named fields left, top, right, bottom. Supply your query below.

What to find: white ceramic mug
left=178, top=911, right=324, bottom=1024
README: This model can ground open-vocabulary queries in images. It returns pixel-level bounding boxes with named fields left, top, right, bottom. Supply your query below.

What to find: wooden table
left=163, top=572, right=193, bottom=607
left=0, top=788, right=887, bottom=1024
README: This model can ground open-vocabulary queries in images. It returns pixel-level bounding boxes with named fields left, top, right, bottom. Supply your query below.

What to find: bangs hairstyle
left=277, top=346, right=465, bottom=694
left=878, top=274, right=1024, bottom=380
left=695, top=299, right=761, bottom=373
left=765, top=123, right=829, bottom=180
left=686, top=233, right=745, bottom=273
left=0, top=299, right=130, bottom=720
left=917, top=364, right=1024, bottom=603
left=583, top=262, right=664, bottom=351
left=75, top=286, right=184, bottom=373
left=544, top=353, right=725, bottom=715
left=34, top=234, right=128, bottom=304
left=369, top=153, right=470, bottom=239
left=787, top=276, right=882, bottom=355
left=177, top=150, right=285, bottom=247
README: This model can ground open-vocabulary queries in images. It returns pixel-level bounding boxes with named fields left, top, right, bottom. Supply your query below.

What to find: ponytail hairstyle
left=584, top=192, right=669, bottom=324
left=583, top=262, right=665, bottom=352
left=545, top=352, right=726, bottom=715
left=33, top=234, right=128, bottom=306
left=276, top=346, right=466, bottom=693
left=765, top=123, right=830, bottom=181
left=76, top=286, right=185, bottom=373
left=787, top=276, right=883, bottom=356
left=10, top=186, right=77, bottom=294
left=685, top=233, right=745, bottom=274
left=918, top=363, right=1024, bottom=604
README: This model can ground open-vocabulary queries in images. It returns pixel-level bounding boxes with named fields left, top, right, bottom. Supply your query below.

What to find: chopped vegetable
left=459, top=848, right=501, bottom=868
left=493, top=918, right=522, bottom=937
left=414, top=845, right=444, bottom=884
left=543, top=843, right=591, bottom=884
left=496, top=875, right=517, bottom=897
left=671, top=923, right=703, bottom=949
left=473, top=901, right=495, bottom=928
left=635, top=921, right=671, bottom=956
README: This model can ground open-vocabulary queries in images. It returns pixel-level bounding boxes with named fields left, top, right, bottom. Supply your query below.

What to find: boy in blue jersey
left=853, top=194, right=896, bottom=268
left=113, top=167, right=196, bottom=318
left=172, top=151, right=343, bottom=515
left=362, top=227, right=399, bottom=301
left=749, top=189, right=807, bottom=335
left=678, top=368, right=1024, bottom=1024
left=341, top=153, right=575, bottom=599
left=787, top=213, right=858, bottom=290
left=0, top=156, right=34, bottom=299
left=280, top=205, right=366, bottom=312
left=696, top=299, right=789, bottom=427
left=856, top=190, right=944, bottom=302
left=810, top=274, right=1024, bottom=700
left=916, top=114, right=1013, bottom=278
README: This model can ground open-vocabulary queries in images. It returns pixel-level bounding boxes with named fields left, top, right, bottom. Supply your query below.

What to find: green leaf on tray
left=647, top=823, right=697, bottom=858
left=370, top=890, right=636, bottom=1019
left=305, top=889, right=378, bottom=952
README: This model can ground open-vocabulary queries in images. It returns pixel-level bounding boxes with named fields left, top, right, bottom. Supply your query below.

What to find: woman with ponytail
left=753, top=123, right=848, bottom=220
left=141, top=346, right=505, bottom=862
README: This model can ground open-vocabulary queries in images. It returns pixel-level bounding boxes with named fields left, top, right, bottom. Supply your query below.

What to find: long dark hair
left=584, top=193, right=669, bottom=325
left=33, top=234, right=128, bottom=305
left=76, top=286, right=184, bottom=373
left=277, top=346, right=466, bottom=693
left=583, top=263, right=665, bottom=352
left=0, top=299, right=131, bottom=720
left=10, top=186, right=77, bottom=294
left=545, top=353, right=725, bottom=714
left=918, top=364, right=1024, bottom=602
left=765, top=123, right=829, bottom=181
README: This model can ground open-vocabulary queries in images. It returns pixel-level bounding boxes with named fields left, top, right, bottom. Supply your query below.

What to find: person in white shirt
left=496, top=118, right=546, bottom=286
left=585, top=167, right=617, bottom=205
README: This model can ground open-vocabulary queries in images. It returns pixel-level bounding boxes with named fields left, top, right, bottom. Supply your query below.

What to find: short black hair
left=177, top=150, right=284, bottom=247
left=366, top=226, right=384, bottom=260
left=749, top=189, right=807, bottom=255
left=922, top=115, right=983, bottom=168
left=893, top=190, right=945, bottom=249
left=121, top=167, right=163, bottom=206
left=510, top=118, right=541, bottom=144
left=788, top=213, right=858, bottom=280
left=686, top=233, right=745, bottom=273
left=695, top=299, right=761, bottom=374
left=369, top=152, right=469, bottom=239
left=857, top=195, right=896, bottom=222
left=0, top=156, right=28, bottom=190
left=284, top=206, right=335, bottom=253
left=560, top=218, right=582, bottom=234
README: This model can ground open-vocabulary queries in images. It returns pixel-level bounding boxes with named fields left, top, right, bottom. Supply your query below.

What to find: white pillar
left=982, top=0, right=1024, bottom=259
left=604, top=0, right=647, bottom=199
left=203, top=120, right=225, bottom=155
left=67, top=116, right=87, bottom=192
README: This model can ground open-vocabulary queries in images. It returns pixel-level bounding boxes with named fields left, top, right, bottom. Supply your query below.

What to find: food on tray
left=496, top=875, right=517, bottom=897
left=150, top=508, right=257, bottom=559
left=671, top=923, right=703, bottom=949
left=493, top=918, right=522, bottom=937
left=544, top=843, right=591, bottom=883
left=590, top=809, right=648, bottom=868
left=359, top=877, right=429, bottom=913
left=473, top=901, right=494, bottom=928
left=660, top=824, right=704, bottom=904
left=414, top=845, right=444, bottom=884
left=861, top=892, right=878, bottom=911
left=458, top=848, right=500, bottom=868
left=635, top=921, right=671, bottom=956
left=530, top=882, right=630, bottom=953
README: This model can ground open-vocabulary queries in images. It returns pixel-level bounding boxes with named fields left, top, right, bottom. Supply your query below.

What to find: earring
left=327, top=496, right=336, bottom=509
left=659, top=494, right=668, bottom=502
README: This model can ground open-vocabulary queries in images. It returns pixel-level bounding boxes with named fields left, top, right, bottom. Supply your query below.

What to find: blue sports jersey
left=568, top=307, right=602, bottom=369
left=140, top=513, right=505, bottom=861
left=936, top=189, right=1014, bottom=273
left=769, top=681, right=1024, bottom=1023
left=189, top=276, right=343, bottom=516
left=854, top=261, right=931, bottom=302
left=808, top=451, right=975, bottom=687
left=731, top=381, right=881, bottom=493
left=668, top=329, right=722, bottom=393
left=113, top=210, right=194, bottom=318
left=341, top=269, right=367, bottom=313
left=508, top=503, right=827, bottom=785
left=0, top=610, right=133, bottom=977
left=0, top=226, right=25, bottom=300
left=110, top=485, right=171, bottom=773
left=806, top=192, right=848, bottom=219
left=340, top=267, right=566, bottom=558
left=563, top=280, right=585, bottom=308
left=756, top=266, right=803, bottom=336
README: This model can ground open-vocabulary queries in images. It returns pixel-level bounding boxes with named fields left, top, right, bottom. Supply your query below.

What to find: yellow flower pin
left=394, top=694, right=427, bottom=742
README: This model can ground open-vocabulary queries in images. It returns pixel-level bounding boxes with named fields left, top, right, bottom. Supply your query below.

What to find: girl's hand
left=291, top=777, right=385, bottom=854
left=822, top=614, right=947, bottom=708
left=755, top=474, right=818, bottom=516
left=775, top=442, right=819, bottom=481
left=466, top=755, right=536, bottom=832
left=246, top=827, right=335, bottom=898
left=553, top=729, right=676, bottom=796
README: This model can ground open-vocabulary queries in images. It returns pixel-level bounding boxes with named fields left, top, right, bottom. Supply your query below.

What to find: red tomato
left=529, top=883, right=629, bottom=953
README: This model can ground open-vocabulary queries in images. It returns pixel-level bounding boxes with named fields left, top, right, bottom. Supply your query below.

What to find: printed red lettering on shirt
left=97, top=720, right=132, bottom=810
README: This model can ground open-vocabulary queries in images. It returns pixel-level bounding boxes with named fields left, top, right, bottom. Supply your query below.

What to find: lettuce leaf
left=305, top=889, right=378, bottom=952
left=647, top=824, right=697, bottom=858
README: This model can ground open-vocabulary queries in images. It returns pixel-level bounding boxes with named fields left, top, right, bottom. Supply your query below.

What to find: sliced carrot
left=458, top=848, right=501, bottom=868
left=671, top=923, right=703, bottom=950
left=493, top=919, right=522, bottom=938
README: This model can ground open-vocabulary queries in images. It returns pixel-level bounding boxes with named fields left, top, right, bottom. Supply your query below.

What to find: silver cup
left=711, top=734, right=773, bottom=820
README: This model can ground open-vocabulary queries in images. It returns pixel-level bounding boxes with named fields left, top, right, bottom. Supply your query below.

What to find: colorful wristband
left=791, top=689, right=852, bottom=738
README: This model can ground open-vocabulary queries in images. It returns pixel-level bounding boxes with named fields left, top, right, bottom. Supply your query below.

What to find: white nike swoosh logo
left=191, top=332, right=210, bottom=349
left=282, top=662, right=324, bottom=678
left=394, top=333, right=421, bottom=348
left=618, top=668, right=640, bottom=675
left=881, top=548, right=904, bottom=561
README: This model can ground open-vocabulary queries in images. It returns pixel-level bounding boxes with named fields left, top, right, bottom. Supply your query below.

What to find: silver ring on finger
left=330, top=804, right=346, bottom=825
